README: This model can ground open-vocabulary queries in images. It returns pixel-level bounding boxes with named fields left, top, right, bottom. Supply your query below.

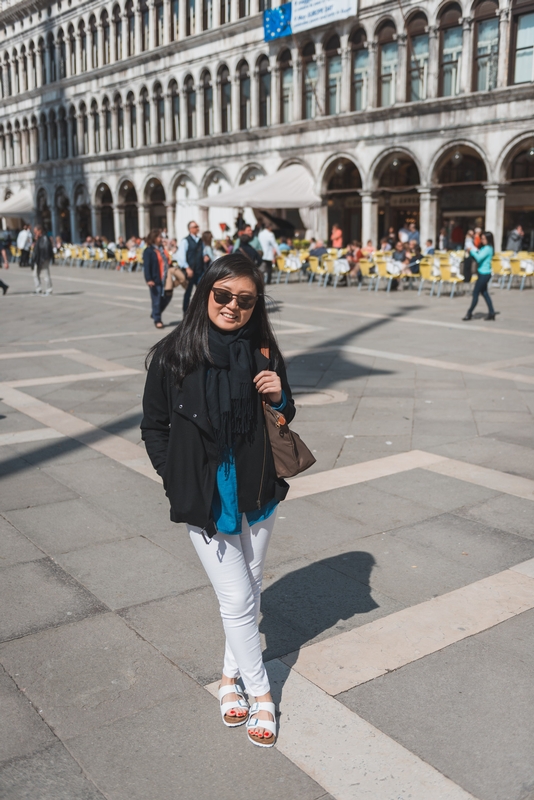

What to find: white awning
left=201, top=164, right=321, bottom=209
left=0, top=189, right=34, bottom=217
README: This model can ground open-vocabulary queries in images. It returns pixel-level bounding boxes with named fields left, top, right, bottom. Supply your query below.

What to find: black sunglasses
left=211, top=288, right=259, bottom=310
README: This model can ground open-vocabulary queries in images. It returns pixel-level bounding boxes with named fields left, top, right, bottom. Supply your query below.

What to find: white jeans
left=188, top=511, right=275, bottom=698
left=33, top=260, right=52, bottom=293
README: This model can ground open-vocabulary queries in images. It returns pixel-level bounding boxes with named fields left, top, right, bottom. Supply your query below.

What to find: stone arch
left=118, top=179, right=139, bottom=240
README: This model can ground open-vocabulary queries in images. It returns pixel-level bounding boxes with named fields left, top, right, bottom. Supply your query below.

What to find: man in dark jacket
left=177, top=220, right=205, bottom=312
left=31, top=226, right=54, bottom=295
left=143, top=229, right=171, bottom=328
left=505, top=225, right=524, bottom=253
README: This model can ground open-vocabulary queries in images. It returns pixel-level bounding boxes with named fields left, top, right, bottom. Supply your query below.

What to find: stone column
left=291, top=47, right=300, bottom=121
left=231, top=72, right=240, bottom=131
left=231, top=0, right=238, bottom=22
left=340, top=35, right=351, bottom=113
left=395, top=32, right=407, bottom=104
left=360, top=190, right=378, bottom=247
left=484, top=183, right=505, bottom=250
left=497, top=7, right=510, bottom=88
left=460, top=16, right=474, bottom=93
left=30, top=125, right=38, bottom=162
left=196, top=0, right=203, bottom=33
left=426, top=25, right=439, bottom=99
left=69, top=205, right=78, bottom=242
left=366, top=41, right=377, bottom=109
left=112, top=204, right=121, bottom=241
left=149, top=0, right=156, bottom=48
left=213, top=0, right=220, bottom=29
left=165, top=201, right=176, bottom=237
left=90, top=204, right=98, bottom=237
left=163, top=0, right=171, bottom=43
left=250, top=66, right=259, bottom=128
left=418, top=187, right=438, bottom=247
left=315, top=45, right=325, bottom=116
left=116, top=204, right=126, bottom=238
left=179, top=0, right=187, bottom=39
left=141, top=202, right=151, bottom=235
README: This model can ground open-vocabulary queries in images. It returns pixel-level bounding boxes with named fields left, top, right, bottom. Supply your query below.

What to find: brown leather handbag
left=261, top=347, right=316, bottom=479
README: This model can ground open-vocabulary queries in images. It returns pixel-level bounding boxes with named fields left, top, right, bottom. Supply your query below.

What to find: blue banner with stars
left=263, top=3, right=292, bottom=41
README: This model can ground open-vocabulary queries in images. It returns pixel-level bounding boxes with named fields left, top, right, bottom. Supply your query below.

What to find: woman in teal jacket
left=463, top=231, right=496, bottom=321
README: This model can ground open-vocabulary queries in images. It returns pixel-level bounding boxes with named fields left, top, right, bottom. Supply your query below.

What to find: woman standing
left=143, top=229, right=172, bottom=329
left=463, top=231, right=497, bottom=321
left=141, top=254, right=295, bottom=748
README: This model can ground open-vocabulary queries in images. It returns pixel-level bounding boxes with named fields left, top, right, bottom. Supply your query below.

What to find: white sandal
left=218, top=683, right=250, bottom=728
left=247, top=701, right=277, bottom=748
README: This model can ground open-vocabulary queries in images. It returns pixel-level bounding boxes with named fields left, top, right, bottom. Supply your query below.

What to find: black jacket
left=31, top=235, right=54, bottom=267
left=143, top=245, right=162, bottom=286
left=141, top=348, right=296, bottom=529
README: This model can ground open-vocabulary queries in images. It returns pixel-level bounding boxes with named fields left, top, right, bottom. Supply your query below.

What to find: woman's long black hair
left=482, top=231, right=495, bottom=250
left=146, top=253, right=282, bottom=383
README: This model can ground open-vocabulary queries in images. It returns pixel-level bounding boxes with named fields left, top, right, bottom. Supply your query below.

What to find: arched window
left=0, top=125, right=5, bottom=167
left=279, top=49, right=293, bottom=123
left=203, top=0, right=213, bottom=30
left=439, top=3, right=463, bottom=96
left=4, top=54, right=12, bottom=96
left=38, top=39, right=47, bottom=84
left=350, top=29, right=368, bottom=110
left=473, top=0, right=499, bottom=91
left=22, top=118, right=29, bottom=163
left=239, top=61, right=250, bottom=129
left=127, top=91, right=137, bottom=146
left=511, top=2, right=534, bottom=84
left=325, top=34, right=341, bottom=115
left=171, top=0, right=179, bottom=40
left=155, top=83, right=165, bottom=142
left=21, top=45, right=28, bottom=92
left=90, top=16, right=98, bottom=68
left=29, top=42, right=37, bottom=88
left=13, top=49, right=20, bottom=93
left=79, top=22, right=87, bottom=71
left=169, top=80, right=180, bottom=139
left=58, top=107, right=68, bottom=158
left=102, top=11, right=111, bottom=65
left=239, top=0, right=249, bottom=17
left=407, top=13, right=429, bottom=101
left=68, top=26, right=76, bottom=75
left=219, top=65, right=231, bottom=132
left=31, top=116, right=39, bottom=162
left=57, top=29, right=67, bottom=79
left=141, top=87, right=151, bottom=144
left=47, top=33, right=57, bottom=82
left=49, top=111, right=58, bottom=159
left=91, top=100, right=100, bottom=152
left=258, top=55, right=271, bottom=127
left=155, top=0, right=164, bottom=45
left=185, top=75, right=196, bottom=138
left=126, top=1, right=135, bottom=56
left=113, top=6, right=122, bottom=60
left=377, top=21, right=397, bottom=107
left=220, top=0, right=231, bottom=24
left=186, top=0, right=195, bottom=35
left=141, top=0, right=150, bottom=50
left=115, top=93, right=124, bottom=148
left=80, top=102, right=88, bottom=154
left=102, top=96, right=112, bottom=150
left=14, top=120, right=21, bottom=163
left=40, top=114, right=48, bottom=160
left=302, top=42, right=317, bottom=119
left=203, top=71, right=213, bottom=135
left=68, top=105, right=77, bottom=156
left=6, top=123, right=14, bottom=166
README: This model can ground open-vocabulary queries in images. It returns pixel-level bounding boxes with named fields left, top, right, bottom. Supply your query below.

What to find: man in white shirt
left=17, top=225, right=32, bottom=267
left=258, top=224, right=279, bottom=285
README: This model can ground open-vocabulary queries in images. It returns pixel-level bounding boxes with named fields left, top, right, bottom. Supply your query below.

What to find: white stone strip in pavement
left=288, top=450, right=445, bottom=500
left=426, top=457, right=534, bottom=501
left=205, top=663, right=476, bottom=800
left=283, top=301, right=534, bottom=339
left=47, top=331, right=151, bottom=343
left=47, top=274, right=148, bottom=292
left=286, top=563, right=534, bottom=696
left=0, top=348, right=79, bottom=359
left=3, top=368, right=141, bottom=389
left=86, top=291, right=146, bottom=303
left=482, top=353, right=534, bottom=370
left=0, top=428, right=65, bottom=446
left=62, top=351, right=129, bottom=372
left=0, top=386, right=158, bottom=482
left=102, top=300, right=148, bottom=311
left=285, top=344, right=534, bottom=386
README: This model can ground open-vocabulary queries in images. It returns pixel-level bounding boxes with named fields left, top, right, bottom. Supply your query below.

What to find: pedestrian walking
left=258, top=224, right=279, bottom=285
left=0, top=256, right=8, bottom=294
left=31, top=226, right=54, bottom=295
left=177, top=220, right=205, bottom=312
left=141, top=253, right=296, bottom=748
left=17, top=224, right=32, bottom=266
left=463, top=231, right=496, bottom=321
left=143, top=229, right=172, bottom=329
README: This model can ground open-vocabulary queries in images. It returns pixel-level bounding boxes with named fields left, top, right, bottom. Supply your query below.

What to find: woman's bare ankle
left=220, top=674, right=239, bottom=687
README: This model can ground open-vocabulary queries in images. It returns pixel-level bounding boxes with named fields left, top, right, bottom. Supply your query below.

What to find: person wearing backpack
left=31, top=226, right=54, bottom=295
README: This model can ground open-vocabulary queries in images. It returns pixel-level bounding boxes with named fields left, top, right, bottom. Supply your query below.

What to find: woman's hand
left=254, top=370, right=282, bottom=405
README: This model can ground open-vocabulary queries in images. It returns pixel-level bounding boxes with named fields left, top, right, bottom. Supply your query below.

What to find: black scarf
left=206, top=321, right=258, bottom=460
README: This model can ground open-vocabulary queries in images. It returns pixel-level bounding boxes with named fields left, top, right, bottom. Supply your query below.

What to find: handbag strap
left=259, top=345, right=287, bottom=426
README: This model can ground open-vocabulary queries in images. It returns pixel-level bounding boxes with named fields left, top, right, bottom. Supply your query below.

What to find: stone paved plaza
left=1, top=264, right=534, bottom=800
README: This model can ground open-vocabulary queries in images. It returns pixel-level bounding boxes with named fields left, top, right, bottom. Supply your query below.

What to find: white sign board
left=291, top=0, right=357, bottom=34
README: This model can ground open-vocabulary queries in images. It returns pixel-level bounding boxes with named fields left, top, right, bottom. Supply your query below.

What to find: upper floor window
left=439, top=3, right=463, bottom=96
left=58, top=108, right=67, bottom=158
left=220, top=0, right=231, bottom=23
left=407, top=12, right=429, bottom=101
left=325, top=35, right=342, bottom=115
left=171, top=0, right=180, bottom=40
left=80, top=103, right=89, bottom=154
left=279, top=49, right=293, bottom=123
left=89, top=17, right=98, bottom=69
left=185, top=76, right=196, bottom=137
left=258, top=56, right=271, bottom=127
left=58, top=31, right=67, bottom=79
left=169, top=80, right=180, bottom=139
left=102, top=97, right=112, bottom=150
left=155, top=83, right=165, bottom=142
left=47, top=33, right=57, bottom=82
left=141, top=0, right=150, bottom=51
left=474, top=0, right=499, bottom=90
left=203, top=0, right=213, bottom=30
left=302, top=42, right=317, bottom=119
left=239, top=0, right=250, bottom=18
left=186, top=0, right=195, bottom=35
left=219, top=65, right=231, bottom=132
left=102, top=12, right=111, bottom=65
left=68, top=27, right=76, bottom=75
left=126, top=1, right=135, bottom=56
left=350, top=28, right=368, bottom=111
left=239, top=62, right=251, bottom=129
left=21, top=45, right=28, bottom=91
left=13, top=50, right=20, bottom=94
left=29, top=42, right=37, bottom=87
left=155, top=0, right=164, bottom=45
left=141, top=87, right=151, bottom=145
left=91, top=101, right=100, bottom=152
left=512, top=7, right=534, bottom=83
left=127, top=92, right=137, bottom=146
left=69, top=105, right=78, bottom=155
left=203, top=71, right=213, bottom=134
left=377, top=21, right=397, bottom=107
left=113, top=6, right=122, bottom=59
left=79, top=23, right=87, bottom=71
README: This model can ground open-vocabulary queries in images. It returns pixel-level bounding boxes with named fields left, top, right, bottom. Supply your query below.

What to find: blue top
left=212, top=391, right=287, bottom=535
left=470, top=245, right=494, bottom=275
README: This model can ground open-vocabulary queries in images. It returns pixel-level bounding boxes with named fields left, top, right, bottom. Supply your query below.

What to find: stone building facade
left=0, top=0, right=533, bottom=247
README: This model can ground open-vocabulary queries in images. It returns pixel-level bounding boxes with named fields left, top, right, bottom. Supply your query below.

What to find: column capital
left=459, top=16, right=474, bottom=30
left=425, top=24, right=439, bottom=39
left=497, top=6, right=510, bottom=21
left=394, top=32, right=407, bottom=45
